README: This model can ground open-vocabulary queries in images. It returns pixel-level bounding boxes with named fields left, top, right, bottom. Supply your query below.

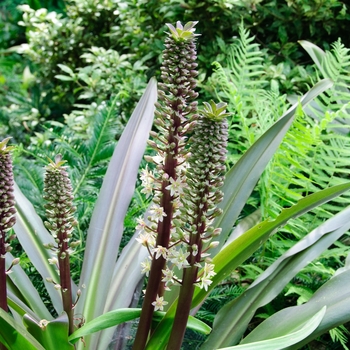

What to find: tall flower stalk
left=43, top=155, right=78, bottom=335
left=133, top=21, right=229, bottom=349
left=167, top=101, right=229, bottom=349
left=0, top=138, right=16, bottom=314
left=132, top=21, right=199, bottom=349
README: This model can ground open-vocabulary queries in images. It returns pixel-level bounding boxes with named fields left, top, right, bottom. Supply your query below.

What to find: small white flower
left=48, top=257, right=58, bottom=265
left=152, top=295, right=168, bottom=311
left=203, top=262, right=216, bottom=278
left=165, top=176, right=184, bottom=197
left=140, top=166, right=155, bottom=198
left=196, top=276, right=213, bottom=291
left=169, top=248, right=190, bottom=270
left=153, top=245, right=168, bottom=260
left=152, top=154, right=164, bottom=165
left=149, top=203, right=167, bottom=223
left=141, top=259, right=151, bottom=276
left=162, top=268, right=174, bottom=286
left=136, top=217, right=147, bottom=233
left=136, top=232, right=155, bottom=248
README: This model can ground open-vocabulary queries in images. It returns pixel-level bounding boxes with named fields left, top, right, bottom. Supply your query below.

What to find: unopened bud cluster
left=180, top=100, right=229, bottom=290
left=43, top=155, right=78, bottom=269
left=0, top=138, right=16, bottom=260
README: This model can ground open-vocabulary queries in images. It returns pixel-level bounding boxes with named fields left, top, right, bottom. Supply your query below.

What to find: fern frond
left=261, top=39, right=350, bottom=242
left=329, top=325, right=350, bottom=350
left=209, top=22, right=272, bottom=165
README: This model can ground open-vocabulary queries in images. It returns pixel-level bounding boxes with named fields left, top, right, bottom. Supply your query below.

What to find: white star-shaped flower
left=152, top=295, right=168, bottom=311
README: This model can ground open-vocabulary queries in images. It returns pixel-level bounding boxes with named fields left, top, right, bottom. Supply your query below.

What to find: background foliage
left=1, top=0, right=350, bottom=349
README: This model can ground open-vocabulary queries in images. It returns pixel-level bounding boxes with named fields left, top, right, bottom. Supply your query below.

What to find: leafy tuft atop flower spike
left=166, top=21, right=199, bottom=41
left=202, top=100, right=231, bottom=121
left=47, top=153, right=67, bottom=169
left=0, top=137, right=15, bottom=153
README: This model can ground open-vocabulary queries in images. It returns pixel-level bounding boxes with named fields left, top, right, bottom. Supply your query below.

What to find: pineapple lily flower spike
left=133, top=20, right=229, bottom=350
left=0, top=138, right=16, bottom=316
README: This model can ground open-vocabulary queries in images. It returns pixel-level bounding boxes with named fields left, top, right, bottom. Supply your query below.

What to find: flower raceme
left=43, top=154, right=79, bottom=335
left=133, top=21, right=229, bottom=350
left=132, top=21, right=200, bottom=350
left=0, top=138, right=16, bottom=314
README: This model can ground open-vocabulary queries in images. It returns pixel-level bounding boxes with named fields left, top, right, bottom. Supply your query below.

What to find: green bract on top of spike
left=46, top=154, right=67, bottom=170
left=202, top=100, right=231, bottom=121
left=166, top=21, right=199, bottom=41
left=0, top=137, right=15, bottom=153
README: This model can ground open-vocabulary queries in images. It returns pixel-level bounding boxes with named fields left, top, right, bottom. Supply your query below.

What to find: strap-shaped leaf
left=201, top=205, right=350, bottom=348
left=97, top=229, right=149, bottom=349
left=69, top=308, right=211, bottom=344
left=75, top=78, right=157, bottom=349
left=6, top=252, right=52, bottom=320
left=240, top=270, right=350, bottom=349
left=218, top=307, right=326, bottom=350
left=0, top=308, right=45, bottom=350
left=13, top=183, right=63, bottom=314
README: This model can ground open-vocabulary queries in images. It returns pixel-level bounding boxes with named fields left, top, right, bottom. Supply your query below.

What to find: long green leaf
left=211, top=78, right=333, bottom=256
left=23, top=313, right=74, bottom=350
left=195, top=182, right=350, bottom=306
left=200, top=205, right=350, bottom=348
left=241, top=270, right=350, bottom=350
left=0, top=309, right=45, bottom=350
left=69, top=308, right=210, bottom=344
left=298, top=40, right=326, bottom=76
left=6, top=253, right=52, bottom=320
left=218, top=307, right=326, bottom=350
left=97, top=229, right=149, bottom=349
left=147, top=182, right=350, bottom=349
left=13, top=183, right=63, bottom=314
left=75, top=78, right=157, bottom=349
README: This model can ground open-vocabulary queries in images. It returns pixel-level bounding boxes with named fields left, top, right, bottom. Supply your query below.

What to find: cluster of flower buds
left=43, top=155, right=79, bottom=289
left=0, top=137, right=17, bottom=313
left=180, top=100, right=229, bottom=291
left=43, top=154, right=79, bottom=333
left=0, top=138, right=17, bottom=262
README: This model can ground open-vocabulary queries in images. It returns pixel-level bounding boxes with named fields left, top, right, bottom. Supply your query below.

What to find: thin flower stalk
left=43, top=155, right=78, bottom=335
left=133, top=21, right=199, bottom=350
left=0, top=138, right=16, bottom=315
left=167, top=101, right=229, bottom=350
